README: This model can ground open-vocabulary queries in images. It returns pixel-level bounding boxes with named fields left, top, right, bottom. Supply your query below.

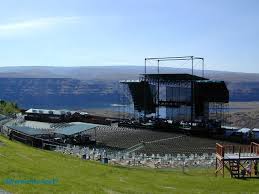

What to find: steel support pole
left=157, top=60, right=160, bottom=119
left=145, top=58, right=147, bottom=74
left=144, top=59, right=147, bottom=120
left=202, top=58, right=205, bottom=78
left=191, top=56, right=194, bottom=127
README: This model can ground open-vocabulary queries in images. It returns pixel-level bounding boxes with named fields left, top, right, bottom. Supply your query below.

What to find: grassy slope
left=0, top=136, right=258, bottom=194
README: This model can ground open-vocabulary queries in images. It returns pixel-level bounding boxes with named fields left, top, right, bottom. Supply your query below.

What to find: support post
left=144, top=58, right=147, bottom=74
left=144, top=59, right=147, bottom=120
left=95, top=127, right=97, bottom=140
left=215, top=157, right=218, bottom=176
left=157, top=60, right=160, bottom=119
left=191, top=56, right=194, bottom=128
left=202, top=58, right=205, bottom=77
left=238, top=146, right=241, bottom=178
left=223, top=160, right=224, bottom=177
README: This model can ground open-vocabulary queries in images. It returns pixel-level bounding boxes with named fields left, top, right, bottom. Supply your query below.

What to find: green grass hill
left=0, top=135, right=258, bottom=193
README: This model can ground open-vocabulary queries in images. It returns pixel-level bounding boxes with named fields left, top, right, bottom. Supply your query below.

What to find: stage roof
left=7, top=121, right=99, bottom=136
left=0, top=114, right=7, bottom=120
left=141, top=73, right=208, bottom=81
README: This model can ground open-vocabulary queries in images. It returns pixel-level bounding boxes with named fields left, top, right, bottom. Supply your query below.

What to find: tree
left=0, top=100, right=20, bottom=115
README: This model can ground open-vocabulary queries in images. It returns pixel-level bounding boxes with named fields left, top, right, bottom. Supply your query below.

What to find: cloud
left=0, top=16, right=80, bottom=37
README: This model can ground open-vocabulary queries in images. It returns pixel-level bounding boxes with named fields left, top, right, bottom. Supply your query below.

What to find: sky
left=0, top=0, right=259, bottom=73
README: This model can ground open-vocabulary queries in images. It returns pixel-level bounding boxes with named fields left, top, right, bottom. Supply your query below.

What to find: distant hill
left=0, top=66, right=258, bottom=109
left=0, top=77, right=119, bottom=109
left=1, top=66, right=259, bottom=82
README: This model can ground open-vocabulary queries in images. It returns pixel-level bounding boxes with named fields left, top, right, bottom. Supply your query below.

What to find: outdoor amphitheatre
left=1, top=57, right=259, bottom=193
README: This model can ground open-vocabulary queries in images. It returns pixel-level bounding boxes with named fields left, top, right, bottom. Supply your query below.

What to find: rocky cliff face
left=0, top=78, right=120, bottom=109
left=0, top=66, right=259, bottom=109
left=0, top=77, right=259, bottom=109
left=227, top=82, right=259, bottom=101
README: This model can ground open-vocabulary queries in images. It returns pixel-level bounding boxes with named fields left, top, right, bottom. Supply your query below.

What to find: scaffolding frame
left=119, top=56, right=229, bottom=129
left=143, top=56, right=204, bottom=125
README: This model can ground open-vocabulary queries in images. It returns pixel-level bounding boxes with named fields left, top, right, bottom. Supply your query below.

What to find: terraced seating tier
left=85, top=126, right=240, bottom=155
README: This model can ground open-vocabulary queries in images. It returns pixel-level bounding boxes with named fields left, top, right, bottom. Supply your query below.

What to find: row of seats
left=84, top=125, right=241, bottom=155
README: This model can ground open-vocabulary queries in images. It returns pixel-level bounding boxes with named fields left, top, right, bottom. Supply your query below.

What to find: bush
left=0, top=100, right=20, bottom=115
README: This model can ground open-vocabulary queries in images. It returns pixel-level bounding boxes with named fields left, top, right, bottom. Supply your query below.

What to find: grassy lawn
left=0, top=135, right=258, bottom=194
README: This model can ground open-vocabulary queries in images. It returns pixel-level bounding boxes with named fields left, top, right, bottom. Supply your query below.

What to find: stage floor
left=224, top=153, right=259, bottom=160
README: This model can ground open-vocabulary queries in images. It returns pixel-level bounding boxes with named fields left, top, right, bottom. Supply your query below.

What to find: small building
left=25, top=108, right=88, bottom=123
left=252, top=128, right=259, bottom=140
left=236, top=128, right=251, bottom=134
left=222, top=126, right=239, bottom=137
left=233, top=128, right=251, bottom=142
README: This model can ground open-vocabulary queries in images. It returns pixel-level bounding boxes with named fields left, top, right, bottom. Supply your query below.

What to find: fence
left=54, top=145, right=216, bottom=169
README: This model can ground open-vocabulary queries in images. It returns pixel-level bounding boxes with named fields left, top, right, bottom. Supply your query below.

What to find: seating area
left=54, top=145, right=216, bottom=169
left=85, top=126, right=182, bottom=149
left=85, top=126, right=240, bottom=155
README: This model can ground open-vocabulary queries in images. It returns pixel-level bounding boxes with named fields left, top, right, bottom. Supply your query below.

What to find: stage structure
left=120, top=56, right=229, bottom=128
left=216, top=142, right=259, bottom=178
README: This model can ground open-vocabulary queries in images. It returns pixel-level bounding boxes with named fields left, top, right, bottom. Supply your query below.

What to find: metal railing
left=216, top=142, right=259, bottom=158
